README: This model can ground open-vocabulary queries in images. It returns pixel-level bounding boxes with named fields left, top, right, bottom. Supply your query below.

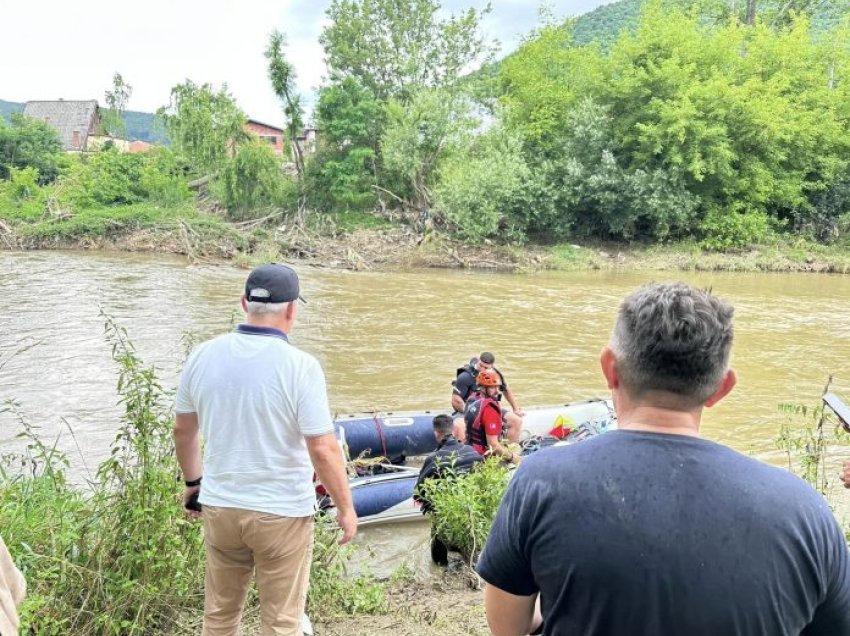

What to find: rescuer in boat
left=452, top=352, right=524, bottom=442
left=414, top=414, right=484, bottom=512
left=464, top=369, right=522, bottom=465
left=413, top=414, right=483, bottom=565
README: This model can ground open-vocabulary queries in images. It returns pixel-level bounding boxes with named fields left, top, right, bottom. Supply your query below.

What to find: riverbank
left=3, top=204, right=850, bottom=274
left=169, top=567, right=489, bottom=636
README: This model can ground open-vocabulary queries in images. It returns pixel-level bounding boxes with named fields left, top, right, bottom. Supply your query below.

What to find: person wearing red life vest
left=464, top=369, right=521, bottom=465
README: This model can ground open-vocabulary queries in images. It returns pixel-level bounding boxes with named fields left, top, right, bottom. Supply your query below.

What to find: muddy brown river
left=2, top=250, right=849, bottom=575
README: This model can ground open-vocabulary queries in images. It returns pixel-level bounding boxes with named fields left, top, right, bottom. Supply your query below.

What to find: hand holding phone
left=185, top=490, right=202, bottom=512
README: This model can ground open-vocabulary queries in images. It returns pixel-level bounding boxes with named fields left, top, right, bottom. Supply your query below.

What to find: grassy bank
left=4, top=197, right=850, bottom=275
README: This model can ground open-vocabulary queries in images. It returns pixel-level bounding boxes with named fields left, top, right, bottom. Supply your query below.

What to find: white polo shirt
left=175, top=325, right=334, bottom=517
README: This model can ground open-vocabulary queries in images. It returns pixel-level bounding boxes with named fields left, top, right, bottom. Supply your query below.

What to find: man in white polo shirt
left=174, top=263, right=356, bottom=636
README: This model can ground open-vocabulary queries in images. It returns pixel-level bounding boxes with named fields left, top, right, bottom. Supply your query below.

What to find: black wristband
left=184, top=476, right=202, bottom=488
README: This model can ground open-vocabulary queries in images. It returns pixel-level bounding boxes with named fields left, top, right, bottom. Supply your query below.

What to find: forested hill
left=0, top=99, right=23, bottom=121
left=0, top=99, right=166, bottom=144
left=571, top=0, right=642, bottom=47
left=569, top=0, right=847, bottom=48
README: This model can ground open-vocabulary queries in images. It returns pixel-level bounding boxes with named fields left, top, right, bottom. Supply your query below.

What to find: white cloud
left=1, top=0, right=613, bottom=128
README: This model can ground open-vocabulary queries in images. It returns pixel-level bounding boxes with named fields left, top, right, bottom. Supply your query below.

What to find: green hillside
left=568, top=0, right=848, bottom=49
left=0, top=99, right=24, bottom=121
left=123, top=110, right=168, bottom=144
left=0, top=99, right=166, bottom=143
left=571, top=0, right=642, bottom=47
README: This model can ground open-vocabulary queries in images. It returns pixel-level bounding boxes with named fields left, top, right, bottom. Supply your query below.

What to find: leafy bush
left=308, top=515, right=387, bottom=618
left=415, top=457, right=511, bottom=563
left=525, top=98, right=698, bottom=241
left=308, top=77, right=384, bottom=212
left=0, top=113, right=64, bottom=183
left=137, top=147, right=192, bottom=206
left=381, top=88, right=476, bottom=209
left=435, top=125, right=531, bottom=242
left=699, top=207, right=775, bottom=251
left=214, top=141, right=297, bottom=220
left=62, top=147, right=190, bottom=209
left=0, top=167, right=50, bottom=223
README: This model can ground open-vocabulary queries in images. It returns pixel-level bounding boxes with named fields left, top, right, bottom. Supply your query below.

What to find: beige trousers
left=202, top=506, right=313, bottom=636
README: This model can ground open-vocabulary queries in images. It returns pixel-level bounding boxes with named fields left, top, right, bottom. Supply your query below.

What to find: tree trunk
left=745, top=0, right=756, bottom=25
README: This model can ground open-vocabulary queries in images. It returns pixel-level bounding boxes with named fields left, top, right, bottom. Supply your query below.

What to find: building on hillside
left=245, top=119, right=285, bottom=156
left=86, top=136, right=130, bottom=152
left=23, top=100, right=100, bottom=151
left=128, top=140, right=154, bottom=153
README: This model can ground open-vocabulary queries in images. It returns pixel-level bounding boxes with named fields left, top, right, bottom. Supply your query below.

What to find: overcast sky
left=2, top=0, right=612, bottom=125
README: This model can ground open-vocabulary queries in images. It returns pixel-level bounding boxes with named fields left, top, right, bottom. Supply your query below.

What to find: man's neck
left=615, top=403, right=702, bottom=437
left=244, top=315, right=291, bottom=335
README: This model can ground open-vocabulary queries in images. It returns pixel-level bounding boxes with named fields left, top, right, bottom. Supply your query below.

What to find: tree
left=102, top=72, right=133, bottom=138
left=320, top=0, right=495, bottom=102
left=157, top=81, right=247, bottom=175
left=0, top=113, right=63, bottom=183
left=265, top=31, right=305, bottom=177
left=309, top=77, right=384, bottom=211
left=381, top=88, right=475, bottom=209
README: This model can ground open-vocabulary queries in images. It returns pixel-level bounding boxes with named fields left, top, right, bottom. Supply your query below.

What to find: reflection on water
left=2, top=250, right=850, bottom=557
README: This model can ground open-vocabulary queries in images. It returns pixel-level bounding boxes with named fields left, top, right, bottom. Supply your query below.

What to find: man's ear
left=705, top=369, right=737, bottom=408
left=600, top=347, right=619, bottom=390
left=285, top=300, right=297, bottom=320
left=240, top=295, right=248, bottom=312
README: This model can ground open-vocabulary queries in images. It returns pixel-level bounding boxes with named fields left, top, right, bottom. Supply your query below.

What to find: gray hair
left=609, top=282, right=734, bottom=407
left=244, top=300, right=291, bottom=316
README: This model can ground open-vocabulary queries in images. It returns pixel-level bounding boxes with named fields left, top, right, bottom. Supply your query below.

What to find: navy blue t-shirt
left=477, top=430, right=850, bottom=636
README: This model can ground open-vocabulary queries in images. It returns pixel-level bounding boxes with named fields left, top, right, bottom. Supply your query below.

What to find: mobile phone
left=823, top=393, right=850, bottom=433
left=185, top=490, right=202, bottom=512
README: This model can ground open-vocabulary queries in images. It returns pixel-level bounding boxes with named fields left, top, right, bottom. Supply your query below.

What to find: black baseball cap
left=244, top=263, right=306, bottom=303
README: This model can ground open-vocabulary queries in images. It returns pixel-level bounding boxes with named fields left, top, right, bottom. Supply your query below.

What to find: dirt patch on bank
left=5, top=218, right=850, bottom=274
left=314, top=571, right=489, bottom=636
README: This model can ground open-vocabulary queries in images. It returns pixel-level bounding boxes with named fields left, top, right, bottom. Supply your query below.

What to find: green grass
left=546, top=238, right=850, bottom=273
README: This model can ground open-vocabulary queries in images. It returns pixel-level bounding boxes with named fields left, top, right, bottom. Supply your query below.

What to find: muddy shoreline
left=4, top=223, right=850, bottom=275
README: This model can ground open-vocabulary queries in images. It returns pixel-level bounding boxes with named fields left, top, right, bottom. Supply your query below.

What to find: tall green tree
left=309, top=77, right=384, bottom=210
left=265, top=31, right=305, bottom=177
left=381, top=88, right=475, bottom=209
left=157, top=81, right=247, bottom=175
left=314, top=0, right=495, bottom=213
left=102, top=72, right=133, bottom=138
left=320, top=0, right=495, bottom=101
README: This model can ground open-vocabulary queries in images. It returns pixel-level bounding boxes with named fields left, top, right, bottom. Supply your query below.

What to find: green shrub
left=436, top=125, right=531, bottom=242
left=0, top=113, right=64, bottom=183
left=308, top=515, right=388, bottom=618
left=214, top=141, right=297, bottom=220
left=137, top=147, right=192, bottom=206
left=699, top=207, right=776, bottom=251
left=415, top=457, right=511, bottom=564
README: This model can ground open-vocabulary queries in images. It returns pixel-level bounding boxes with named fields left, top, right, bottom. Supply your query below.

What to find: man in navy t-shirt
left=477, top=282, right=850, bottom=636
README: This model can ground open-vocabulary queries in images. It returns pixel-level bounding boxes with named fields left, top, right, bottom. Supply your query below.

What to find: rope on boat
left=371, top=413, right=390, bottom=460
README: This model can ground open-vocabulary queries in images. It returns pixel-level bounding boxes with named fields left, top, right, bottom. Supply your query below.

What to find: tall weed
left=416, top=457, right=511, bottom=564
left=0, top=313, right=205, bottom=635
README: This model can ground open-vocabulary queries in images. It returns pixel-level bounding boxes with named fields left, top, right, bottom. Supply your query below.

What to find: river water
left=2, top=250, right=849, bottom=575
